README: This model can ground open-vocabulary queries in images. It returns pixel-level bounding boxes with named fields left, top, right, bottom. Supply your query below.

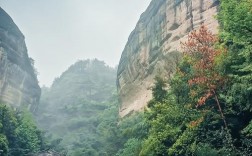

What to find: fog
left=0, top=0, right=151, bottom=86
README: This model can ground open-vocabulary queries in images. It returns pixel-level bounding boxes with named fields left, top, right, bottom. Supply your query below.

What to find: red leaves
left=181, top=25, right=225, bottom=107
left=182, top=25, right=220, bottom=72
left=197, top=92, right=213, bottom=107
left=189, top=117, right=204, bottom=128
left=188, top=77, right=208, bottom=86
left=181, top=24, right=228, bottom=127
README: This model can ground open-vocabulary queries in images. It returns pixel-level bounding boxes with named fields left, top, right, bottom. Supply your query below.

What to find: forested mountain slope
left=35, top=59, right=118, bottom=155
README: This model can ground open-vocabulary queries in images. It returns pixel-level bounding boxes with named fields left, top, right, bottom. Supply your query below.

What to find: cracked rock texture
left=0, top=7, right=40, bottom=111
left=117, top=0, right=219, bottom=117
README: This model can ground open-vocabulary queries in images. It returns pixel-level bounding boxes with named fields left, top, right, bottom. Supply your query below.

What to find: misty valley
left=0, top=0, right=252, bottom=156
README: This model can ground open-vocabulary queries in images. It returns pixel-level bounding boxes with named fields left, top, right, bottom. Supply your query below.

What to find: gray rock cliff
left=0, top=7, right=40, bottom=111
left=117, top=0, right=219, bottom=117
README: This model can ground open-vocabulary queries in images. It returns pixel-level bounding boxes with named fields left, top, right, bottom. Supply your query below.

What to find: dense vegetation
left=33, top=1, right=251, bottom=155
left=0, top=104, right=48, bottom=156
left=35, top=59, right=120, bottom=155
left=1, top=0, right=249, bottom=155
left=115, top=0, right=252, bottom=155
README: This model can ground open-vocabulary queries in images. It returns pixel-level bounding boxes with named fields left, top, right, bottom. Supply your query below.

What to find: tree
left=181, top=25, right=228, bottom=127
left=218, top=0, right=252, bottom=153
left=0, top=134, right=8, bottom=155
left=0, top=104, right=48, bottom=156
left=147, top=75, right=168, bottom=109
left=15, top=110, right=41, bottom=154
left=116, top=138, right=142, bottom=156
left=218, top=0, right=252, bottom=112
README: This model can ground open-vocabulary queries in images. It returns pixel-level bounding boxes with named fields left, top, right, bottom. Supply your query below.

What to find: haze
left=0, top=0, right=151, bottom=86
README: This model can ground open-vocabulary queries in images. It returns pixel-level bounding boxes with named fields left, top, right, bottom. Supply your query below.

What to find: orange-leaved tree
left=181, top=25, right=227, bottom=128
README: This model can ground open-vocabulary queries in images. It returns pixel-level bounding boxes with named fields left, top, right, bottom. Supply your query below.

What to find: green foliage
left=194, top=143, right=231, bottom=156
left=169, top=57, right=191, bottom=105
left=0, top=104, right=47, bottom=156
left=242, top=121, right=252, bottom=137
left=217, top=0, right=252, bottom=154
left=135, top=1, right=252, bottom=156
left=15, top=110, right=41, bottom=154
left=152, top=76, right=168, bottom=103
left=142, top=93, right=188, bottom=155
left=0, top=134, right=8, bottom=155
left=36, top=59, right=121, bottom=155
left=219, top=0, right=252, bottom=44
left=119, top=112, right=148, bottom=140
left=116, top=138, right=142, bottom=156
left=219, top=0, right=252, bottom=111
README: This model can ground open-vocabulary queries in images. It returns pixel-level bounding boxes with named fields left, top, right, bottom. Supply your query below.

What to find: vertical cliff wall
left=117, top=0, right=219, bottom=117
left=0, top=7, right=40, bottom=111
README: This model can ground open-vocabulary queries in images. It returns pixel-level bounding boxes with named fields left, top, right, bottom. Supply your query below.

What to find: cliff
left=0, top=7, right=40, bottom=111
left=117, top=0, right=219, bottom=117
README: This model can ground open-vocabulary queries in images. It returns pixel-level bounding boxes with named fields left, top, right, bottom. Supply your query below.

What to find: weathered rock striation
left=117, top=0, right=219, bottom=117
left=0, top=7, right=40, bottom=111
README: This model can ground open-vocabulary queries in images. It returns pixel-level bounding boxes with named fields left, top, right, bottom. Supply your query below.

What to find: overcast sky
left=0, top=0, right=151, bottom=87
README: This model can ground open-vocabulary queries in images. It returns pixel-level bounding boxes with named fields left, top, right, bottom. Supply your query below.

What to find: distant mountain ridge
left=36, top=59, right=117, bottom=154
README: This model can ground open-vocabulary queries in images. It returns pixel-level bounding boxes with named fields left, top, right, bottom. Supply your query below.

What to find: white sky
left=0, top=0, right=151, bottom=87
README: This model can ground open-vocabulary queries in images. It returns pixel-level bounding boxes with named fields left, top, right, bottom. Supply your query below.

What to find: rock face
left=117, top=0, right=219, bottom=117
left=0, top=7, right=40, bottom=111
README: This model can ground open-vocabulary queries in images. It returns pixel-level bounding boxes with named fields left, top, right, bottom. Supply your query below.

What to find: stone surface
left=117, top=0, right=219, bottom=117
left=0, top=7, right=40, bottom=111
